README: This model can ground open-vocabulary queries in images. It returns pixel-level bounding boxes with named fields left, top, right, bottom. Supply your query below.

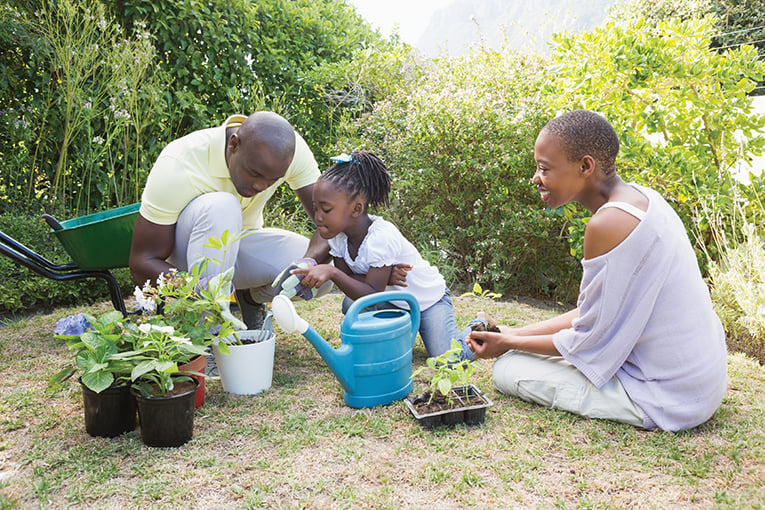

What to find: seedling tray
left=404, top=384, right=493, bottom=429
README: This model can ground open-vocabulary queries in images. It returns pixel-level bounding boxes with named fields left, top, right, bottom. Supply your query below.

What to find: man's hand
left=272, top=258, right=317, bottom=300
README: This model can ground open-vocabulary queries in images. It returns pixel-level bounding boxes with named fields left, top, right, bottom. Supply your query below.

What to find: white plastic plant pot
left=212, top=329, right=275, bottom=395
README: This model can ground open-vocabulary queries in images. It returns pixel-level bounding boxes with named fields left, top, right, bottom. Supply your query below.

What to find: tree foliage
left=548, top=16, right=765, bottom=263
left=610, top=0, right=765, bottom=95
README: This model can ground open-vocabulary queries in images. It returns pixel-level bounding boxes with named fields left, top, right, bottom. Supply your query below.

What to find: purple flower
left=54, top=313, right=92, bottom=336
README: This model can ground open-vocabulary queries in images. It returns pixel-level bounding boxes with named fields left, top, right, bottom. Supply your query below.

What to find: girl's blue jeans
left=341, top=288, right=477, bottom=361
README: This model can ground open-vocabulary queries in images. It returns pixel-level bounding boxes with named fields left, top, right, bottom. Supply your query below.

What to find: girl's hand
left=389, top=263, right=412, bottom=287
left=291, top=264, right=335, bottom=289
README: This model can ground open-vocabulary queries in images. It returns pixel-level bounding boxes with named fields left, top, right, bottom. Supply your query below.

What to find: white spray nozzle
left=271, top=294, right=309, bottom=334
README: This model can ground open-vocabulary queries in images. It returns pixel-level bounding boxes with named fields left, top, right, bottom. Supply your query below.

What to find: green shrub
left=109, top=0, right=381, bottom=161
left=0, top=0, right=166, bottom=216
left=548, top=15, right=765, bottom=265
left=338, top=48, right=581, bottom=301
left=0, top=212, right=134, bottom=314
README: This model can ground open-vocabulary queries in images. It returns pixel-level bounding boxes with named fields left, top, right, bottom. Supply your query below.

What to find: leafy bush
left=0, top=212, right=134, bottom=314
left=109, top=0, right=381, bottom=160
left=338, top=48, right=581, bottom=301
left=547, top=16, right=765, bottom=264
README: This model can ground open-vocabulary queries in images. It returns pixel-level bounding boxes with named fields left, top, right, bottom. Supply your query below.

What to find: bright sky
left=348, top=0, right=449, bottom=46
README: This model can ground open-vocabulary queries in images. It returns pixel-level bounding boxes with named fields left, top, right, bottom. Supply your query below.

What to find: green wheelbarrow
left=0, top=203, right=140, bottom=315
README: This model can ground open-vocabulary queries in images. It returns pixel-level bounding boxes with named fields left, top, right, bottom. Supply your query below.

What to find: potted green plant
left=113, top=320, right=208, bottom=447
left=130, top=258, right=244, bottom=407
left=49, top=231, right=248, bottom=441
left=406, top=339, right=493, bottom=429
left=48, top=310, right=139, bottom=438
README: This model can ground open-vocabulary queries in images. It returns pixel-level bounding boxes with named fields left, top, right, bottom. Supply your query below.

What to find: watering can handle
left=345, top=291, right=421, bottom=347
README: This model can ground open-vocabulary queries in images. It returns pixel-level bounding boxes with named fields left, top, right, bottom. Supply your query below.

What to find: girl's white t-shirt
left=328, top=215, right=445, bottom=311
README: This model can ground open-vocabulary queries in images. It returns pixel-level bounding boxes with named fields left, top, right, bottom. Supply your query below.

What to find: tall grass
left=701, top=168, right=765, bottom=363
left=709, top=221, right=765, bottom=363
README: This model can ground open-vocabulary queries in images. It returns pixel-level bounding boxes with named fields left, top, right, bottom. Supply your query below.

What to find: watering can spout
left=271, top=295, right=355, bottom=393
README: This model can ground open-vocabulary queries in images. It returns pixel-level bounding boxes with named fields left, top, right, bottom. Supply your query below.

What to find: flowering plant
left=114, top=321, right=209, bottom=397
left=116, top=230, right=248, bottom=396
left=48, top=310, right=138, bottom=394
left=49, top=231, right=248, bottom=396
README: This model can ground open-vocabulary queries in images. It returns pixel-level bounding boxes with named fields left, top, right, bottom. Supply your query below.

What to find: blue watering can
left=271, top=291, right=420, bottom=408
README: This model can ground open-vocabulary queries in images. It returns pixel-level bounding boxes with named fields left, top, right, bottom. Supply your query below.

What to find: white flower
left=138, top=324, right=174, bottom=335
left=133, top=286, right=156, bottom=313
left=171, top=335, right=192, bottom=345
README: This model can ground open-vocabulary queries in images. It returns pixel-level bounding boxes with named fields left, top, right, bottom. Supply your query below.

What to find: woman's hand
left=466, top=330, right=515, bottom=359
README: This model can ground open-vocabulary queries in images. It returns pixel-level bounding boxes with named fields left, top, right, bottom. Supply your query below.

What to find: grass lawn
left=1, top=293, right=763, bottom=509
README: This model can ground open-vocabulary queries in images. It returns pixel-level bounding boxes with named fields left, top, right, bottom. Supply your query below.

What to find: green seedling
left=412, top=339, right=478, bottom=403
left=460, top=282, right=501, bottom=300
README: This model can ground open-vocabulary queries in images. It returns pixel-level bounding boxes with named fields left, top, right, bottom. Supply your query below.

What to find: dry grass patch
left=0, top=294, right=763, bottom=509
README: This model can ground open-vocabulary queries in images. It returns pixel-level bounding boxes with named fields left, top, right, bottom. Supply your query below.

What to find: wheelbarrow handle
left=42, top=214, right=63, bottom=231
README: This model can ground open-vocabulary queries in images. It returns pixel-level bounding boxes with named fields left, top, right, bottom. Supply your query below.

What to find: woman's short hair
left=542, top=110, right=619, bottom=173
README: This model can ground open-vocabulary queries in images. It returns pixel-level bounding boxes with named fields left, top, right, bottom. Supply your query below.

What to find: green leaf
left=82, top=371, right=114, bottom=393
left=437, top=378, right=452, bottom=396
left=131, top=360, right=156, bottom=380
left=48, top=367, right=76, bottom=387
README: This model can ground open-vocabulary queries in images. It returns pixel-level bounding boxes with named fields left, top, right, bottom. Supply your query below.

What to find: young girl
left=467, top=110, right=728, bottom=431
left=291, top=151, right=475, bottom=360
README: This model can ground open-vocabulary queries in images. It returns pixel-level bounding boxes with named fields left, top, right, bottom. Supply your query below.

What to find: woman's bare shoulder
left=583, top=208, right=641, bottom=260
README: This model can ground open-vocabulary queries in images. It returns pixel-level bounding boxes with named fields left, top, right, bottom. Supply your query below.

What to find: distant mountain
left=417, top=0, right=618, bottom=56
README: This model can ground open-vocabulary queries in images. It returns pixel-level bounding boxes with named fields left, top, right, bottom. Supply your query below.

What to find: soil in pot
left=80, top=378, right=136, bottom=438
left=410, top=389, right=487, bottom=415
left=134, top=379, right=198, bottom=447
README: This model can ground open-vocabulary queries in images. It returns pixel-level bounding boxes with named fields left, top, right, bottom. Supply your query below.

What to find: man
left=130, top=111, right=329, bottom=329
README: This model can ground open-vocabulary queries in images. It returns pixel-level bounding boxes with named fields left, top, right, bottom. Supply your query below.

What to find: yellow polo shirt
left=140, top=114, right=319, bottom=230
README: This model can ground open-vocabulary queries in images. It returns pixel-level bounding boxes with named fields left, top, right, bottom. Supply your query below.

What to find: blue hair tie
left=330, top=153, right=360, bottom=165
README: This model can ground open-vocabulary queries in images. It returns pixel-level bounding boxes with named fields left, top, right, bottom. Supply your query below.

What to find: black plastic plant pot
left=404, top=384, right=493, bottom=429
left=133, top=379, right=198, bottom=447
left=80, top=378, right=137, bottom=438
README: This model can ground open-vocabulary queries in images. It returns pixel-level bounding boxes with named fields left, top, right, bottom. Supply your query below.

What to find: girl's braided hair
left=319, top=151, right=391, bottom=210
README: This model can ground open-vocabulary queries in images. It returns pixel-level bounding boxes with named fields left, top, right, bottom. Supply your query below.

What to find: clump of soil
left=470, top=316, right=500, bottom=333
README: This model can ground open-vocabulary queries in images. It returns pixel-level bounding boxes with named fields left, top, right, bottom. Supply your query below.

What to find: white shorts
left=493, top=350, right=645, bottom=428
